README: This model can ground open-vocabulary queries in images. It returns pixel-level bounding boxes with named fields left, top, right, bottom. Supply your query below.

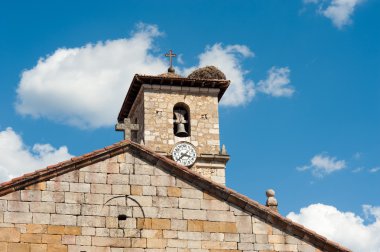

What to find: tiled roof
left=117, top=74, right=230, bottom=121
left=0, top=140, right=350, bottom=252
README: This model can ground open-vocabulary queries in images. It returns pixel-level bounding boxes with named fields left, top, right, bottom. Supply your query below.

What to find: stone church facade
left=0, top=65, right=350, bottom=252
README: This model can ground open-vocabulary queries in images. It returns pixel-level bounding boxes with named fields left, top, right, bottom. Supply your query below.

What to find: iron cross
left=115, top=118, right=139, bottom=140
left=164, top=49, right=176, bottom=69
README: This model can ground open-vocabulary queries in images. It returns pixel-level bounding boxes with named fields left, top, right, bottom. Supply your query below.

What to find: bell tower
left=116, top=51, right=230, bottom=184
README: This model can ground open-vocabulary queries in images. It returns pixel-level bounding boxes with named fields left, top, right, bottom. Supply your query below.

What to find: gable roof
left=117, top=74, right=230, bottom=121
left=0, top=140, right=350, bottom=252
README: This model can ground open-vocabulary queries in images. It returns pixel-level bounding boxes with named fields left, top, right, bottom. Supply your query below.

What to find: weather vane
left=164, top=49, right=176, bottom=73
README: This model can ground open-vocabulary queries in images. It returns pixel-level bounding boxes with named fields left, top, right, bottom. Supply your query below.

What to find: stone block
left=167, top=187, right=181, bottom=197
left=178, top=231, right=202, bottom=241
left=21, top=233, right=42, bottom=243
left=8, top=243, right=30, bottom=252
left=84, top=193, right=104, bottom=205
left=42, top=191, right=65, bottom=203
left=252, top=221, right=271, bottom=235
left=206, top=210, right=235, bottom=222
left=112, top=185, right=130, bottom=195
left=151, top=218, right=170, bottom=229
left=26, top=182, right=47, bottom=190
left=142, top=186, right=156, bottom=195
left=158, top=208, right=182, bottom=219
left=0, top=191, right=21, bottom=201
left=146, top=238, right=167, bottom=248
left=27, top=224, right=47, bottom=234
left=188, top=220, right=203, bottom=232
left=107, top=174, right=129, bottom=185
left=30, top=202, right=56, bottom=213
left=167, top=238, right=188, bottom=248
left=31, top=244, right=47, bottom=252
left=141, top=230, right=163, bottom=239
left=84, top=172, right=107, bottom=184
left=62, top=235, right=76, bottom=245
left=42, top=234, right=61, bottom=244
left=21, top=190, right=42, bottom=201
left=203, top=221, right=237, bottom=233
left=273, top=243, right=298, bottom=251
left=254, top=234, right=268, bottom=243
left=106, top=162, right=120, bottom=173
left=64, top=192, right=84, bottom=204
left=179, top=198, right=200, bottom=209
left=181, top=188, right=203, bottom=199
left=253, top=243, right=274, bottom=250
left=153, top=196, right=178, bottom=208
left=91, top=184, right=111, bottom=194
left=69, top=183, right=90, bottom=193
left=0, top=242, right=6, bottom=252
left=170, top=219, right=187, bottom=231
left=48, top=225, right=65, bottom=234
left=82, top=204, right=109, bottom=216
left=235, top=215, right=252, bottom=233
left=50, top=214, right=77, bottom=226
left=81, top=227, right=95, bottom=236
left=131, top=238, right=147, bottom=248
left=54, top=171, right=79, bottom=183
left=64, top=226, right=81, bottom=235
left=224, top=233, right=239, bottom=242
left=151, top=176, right=175, bottom=186
left=92, top=237, right=131, bottom=247
left=77, top=216, right=105, bottom=227
left=119, top=163, right=133, bottom=174
left=268, top=234, right=285, bottom=244
left=201, top=199, right=229, bottom=211
left=4, top=211, right=32, bottom=223
left=76, top=235, right=91, bottom=246
left=129, top=175, right=150, bottom=185
left=8, top=200, right=29, bottom=212
left=46, top=181, right=69, bottom=192
left=47, top=244, right=67, bottom=252
left=33, top=213, right=51, bottom=224
left=0, top=227, right=20, bottom=242
left=183, top=209, right=206, bottom=220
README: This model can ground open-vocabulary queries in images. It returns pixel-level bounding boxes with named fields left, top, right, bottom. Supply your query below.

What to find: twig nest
left=158, top=72, right=182, bottom=78
left=188, top=66, right=226, bottom=80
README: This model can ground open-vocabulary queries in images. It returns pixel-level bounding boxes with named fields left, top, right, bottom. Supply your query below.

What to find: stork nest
left=188, top=66, right=226, bottom=80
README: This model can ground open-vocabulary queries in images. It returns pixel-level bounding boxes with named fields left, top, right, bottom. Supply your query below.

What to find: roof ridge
left=0, top=140, right=351, bottom=252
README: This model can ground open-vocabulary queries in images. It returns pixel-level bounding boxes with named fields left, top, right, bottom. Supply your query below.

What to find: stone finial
left=266, top=189, right=278, bottom=212
left=221, top=144, right=228, bottom=155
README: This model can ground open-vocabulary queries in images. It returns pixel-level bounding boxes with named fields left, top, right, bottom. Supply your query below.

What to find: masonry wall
left=0, top=151, right=320, bottom=252
left=142, top=85, right=221, bottom=155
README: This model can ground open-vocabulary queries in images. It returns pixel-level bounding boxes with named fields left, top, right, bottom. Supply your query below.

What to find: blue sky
left=1, top=1, right=379, bottom=250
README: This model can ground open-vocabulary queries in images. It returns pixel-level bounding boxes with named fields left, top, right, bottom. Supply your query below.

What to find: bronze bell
left=176, top=123, right=188, bottom=137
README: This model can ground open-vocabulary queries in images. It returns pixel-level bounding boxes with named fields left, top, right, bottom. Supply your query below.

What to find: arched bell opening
left=173, top=103, right=191, bottom=137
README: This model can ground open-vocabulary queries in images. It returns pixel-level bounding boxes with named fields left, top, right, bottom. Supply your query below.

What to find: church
left=0, top=51, right=350, bottom=252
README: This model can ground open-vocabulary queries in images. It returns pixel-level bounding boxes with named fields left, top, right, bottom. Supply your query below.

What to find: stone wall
left=141, top=85, right=220, bottom=155
left=0, top=151, right=320, bottom=252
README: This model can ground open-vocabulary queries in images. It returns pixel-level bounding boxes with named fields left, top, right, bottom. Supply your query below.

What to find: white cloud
left=16, top=24, right=167, bottom=129
left=297, top=153, right=346, bottom=177
left=287, top=204, right=380, bottom=252
left=182, top=43, right=256, bottom=106
left=16, top=24, right=292, bottom=129
left=0, top=127, right=73, bottom=182
left=369, top=167, right=380, bottom=173
left=304, top=0, right=364, bottom=29
left=257, top=67, right=294, bottom=97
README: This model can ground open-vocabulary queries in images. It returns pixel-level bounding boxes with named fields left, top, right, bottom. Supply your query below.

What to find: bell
left=176, top=123, right=188, bottom=137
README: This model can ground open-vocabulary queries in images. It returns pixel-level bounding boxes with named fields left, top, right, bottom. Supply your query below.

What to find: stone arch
left=173, top=102, right=191, bottom=137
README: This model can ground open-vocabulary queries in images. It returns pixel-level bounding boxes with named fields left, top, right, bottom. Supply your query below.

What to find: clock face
left=172, top=142, right=197, bottom=167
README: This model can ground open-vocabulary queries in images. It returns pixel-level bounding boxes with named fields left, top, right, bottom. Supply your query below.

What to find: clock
left=172, top=142, right=197, bottom=167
